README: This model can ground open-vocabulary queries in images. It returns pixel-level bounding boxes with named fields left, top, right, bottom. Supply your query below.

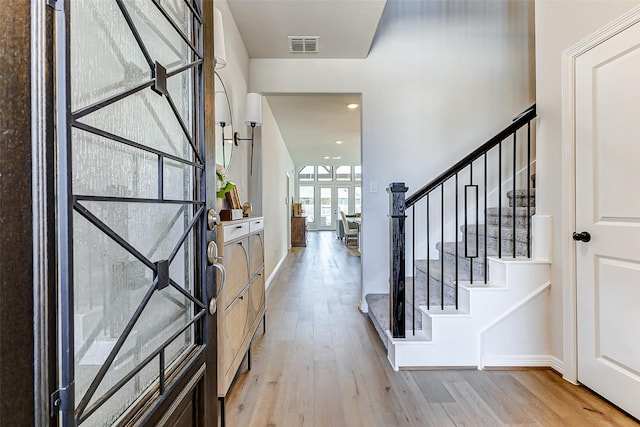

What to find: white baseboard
left=549, top=356, right=564, bottom=374
left=265, top=254, right=287, bottom=292
left=359, top=300, right=369, bottom=313
left=481, top=355, right=564, bottom=372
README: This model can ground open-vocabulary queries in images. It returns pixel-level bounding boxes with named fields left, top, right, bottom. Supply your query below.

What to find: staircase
left=367, top=106, right=554, bottom=370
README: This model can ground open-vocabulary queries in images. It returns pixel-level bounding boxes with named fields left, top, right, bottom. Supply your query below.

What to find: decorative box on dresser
left=216, top=217, right=265, bottom=423
left=291, top=216, right=307, bottom=247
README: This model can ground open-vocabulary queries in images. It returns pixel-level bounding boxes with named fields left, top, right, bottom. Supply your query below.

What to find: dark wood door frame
left=0, top=1, right=56, bottom=425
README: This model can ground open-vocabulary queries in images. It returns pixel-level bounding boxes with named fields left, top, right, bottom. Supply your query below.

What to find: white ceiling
left=265, top=94, right=362, bottom=166
left=226, top=0, right=386, bottom=167
left=226, top=0, right=387, bottom=59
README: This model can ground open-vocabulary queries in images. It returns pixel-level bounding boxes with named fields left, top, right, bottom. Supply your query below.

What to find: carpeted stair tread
left=507, top=189, right=536, bottom=207
left=414, top=260, right=460, bottom=306
left=486, top=207, right=535, bottom=227
left=416, top=259, right=472, bottom=285
left=366, top=287, right=425, bottom=347
left=434, top=242, right=488, bottom=277
left=462, top=224, right=531, bottom=244
left=507, top=189, right=536, bottom=198
left=487, top=206, right=536, bottom=217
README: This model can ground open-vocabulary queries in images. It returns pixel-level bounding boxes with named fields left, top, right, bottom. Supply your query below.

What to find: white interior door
left=575, top=18, right=640, bottom=420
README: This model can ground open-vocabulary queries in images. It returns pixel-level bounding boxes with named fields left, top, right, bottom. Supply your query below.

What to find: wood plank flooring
left=225, top=231, right=638, bottom=426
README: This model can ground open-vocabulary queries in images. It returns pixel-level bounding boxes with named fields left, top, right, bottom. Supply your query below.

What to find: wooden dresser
left=291, top=216, right=307, bottom=247
left=216, top=217, right=265, bottom=401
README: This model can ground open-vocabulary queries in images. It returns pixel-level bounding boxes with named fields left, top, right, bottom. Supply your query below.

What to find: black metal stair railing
left=388, top=105, right=536, bottom=339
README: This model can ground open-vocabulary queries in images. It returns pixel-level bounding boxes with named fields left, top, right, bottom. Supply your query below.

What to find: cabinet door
left=249, top=231, right=264, bottom=276
left=221, top=238, right=249, bottom=309
left=291, top=217, right=307, bottom=246
left=249, top=271, right=265, bottom=325
left=221, top=287, right=249, bottom=378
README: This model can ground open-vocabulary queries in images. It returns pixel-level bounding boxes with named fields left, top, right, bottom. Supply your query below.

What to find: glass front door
left=55, top=1, right=213, bottom=425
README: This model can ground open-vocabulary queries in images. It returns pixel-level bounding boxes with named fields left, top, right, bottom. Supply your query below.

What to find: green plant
left=216, top=164, right=234, bottom=199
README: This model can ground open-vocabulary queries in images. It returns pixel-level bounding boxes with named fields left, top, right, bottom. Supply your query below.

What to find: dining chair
left=340, top=211, right=359, bottom=248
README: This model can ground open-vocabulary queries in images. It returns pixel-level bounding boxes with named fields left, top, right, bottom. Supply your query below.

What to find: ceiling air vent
left=288, top=36, right=319, bottom=53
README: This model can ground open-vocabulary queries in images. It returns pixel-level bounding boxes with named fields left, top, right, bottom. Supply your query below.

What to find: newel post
left=388, top=182, right=408, bottom=339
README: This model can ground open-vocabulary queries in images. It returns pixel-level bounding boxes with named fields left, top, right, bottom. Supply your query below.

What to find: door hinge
left=50, top=387, right=68, bottom=417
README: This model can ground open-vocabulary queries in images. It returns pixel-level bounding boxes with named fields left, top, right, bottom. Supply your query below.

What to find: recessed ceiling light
left=335, top=140, right=343, bottom=145
left=332, top=156, right=341, bottom=160
left=324, top=156, right=330, bottom=159
left=347, top=103, right=359, bottom=109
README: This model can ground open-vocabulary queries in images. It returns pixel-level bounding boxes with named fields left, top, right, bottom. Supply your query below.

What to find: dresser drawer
left=249, top=218, right=264, bottom=233
left=222, top=221, right=249, bottom=241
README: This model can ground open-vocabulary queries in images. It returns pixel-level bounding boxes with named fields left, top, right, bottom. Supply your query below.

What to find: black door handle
left=572, top=231, right=591, bottom=242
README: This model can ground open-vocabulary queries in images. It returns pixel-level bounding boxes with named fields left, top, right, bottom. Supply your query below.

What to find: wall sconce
left=214, top=8, right=226, bottom=69
left=215, top=91, right=233, bottom=163
left=234, top=93, right=262, bottom=175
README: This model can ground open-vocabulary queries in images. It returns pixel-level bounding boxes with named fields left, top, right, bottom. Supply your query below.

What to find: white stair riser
left=386, top=259, right=550, bottom=369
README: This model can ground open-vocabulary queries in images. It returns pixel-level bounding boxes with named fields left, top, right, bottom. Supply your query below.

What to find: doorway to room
left=263, top=92, right=363, bottom=288
left=297, top=166, right=362, bottom=232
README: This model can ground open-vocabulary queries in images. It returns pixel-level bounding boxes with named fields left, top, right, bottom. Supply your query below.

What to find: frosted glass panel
left=162, top=1, right=195, bottom=45
left=164, top=159, right=196, bottom=201
left=86, top=287, right=194, bottom=408
left=81, top=356, right=159, bottom=427
left=167, top=69, right=195, bottom=139
left=122, top=0, right=194, bottom=71
left=77, top=88, right=194, bottom=161
left=70, top=0, right=149, bottom=111
left=72, top=128, right=157, bottom=199
left=67, top=0, right=202, bottom=423
left=73, top=212, right=154, bottom=402
left=74, top=212, right=196, bottom=417
left=80, top=201, right=194, bottom=261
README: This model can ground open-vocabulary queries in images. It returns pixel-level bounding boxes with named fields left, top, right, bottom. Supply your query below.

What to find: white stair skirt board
left=385, top=257, right=551, bottom=371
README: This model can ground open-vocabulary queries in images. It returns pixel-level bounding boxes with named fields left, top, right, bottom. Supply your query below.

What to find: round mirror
left=215, top=72, right=233, bottom=168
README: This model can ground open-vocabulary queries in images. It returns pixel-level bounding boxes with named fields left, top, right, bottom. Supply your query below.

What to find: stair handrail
left=388, top=104, right=537, bottom=339
left=405, top=104, right=536, bottom=208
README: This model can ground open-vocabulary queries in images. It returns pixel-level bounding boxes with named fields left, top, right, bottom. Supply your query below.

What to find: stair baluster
left=386, top=105, right=536, bottom=339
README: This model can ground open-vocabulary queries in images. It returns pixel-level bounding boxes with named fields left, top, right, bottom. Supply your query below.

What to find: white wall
left=261, top=99, right=295, bottom=288
left=216, top=1, right=250, bottom=202
left=218, top=3, right=296, bottom=288
left=534, top=0, right=640, bottom=367
left=249, top=0, right=535, bottom=310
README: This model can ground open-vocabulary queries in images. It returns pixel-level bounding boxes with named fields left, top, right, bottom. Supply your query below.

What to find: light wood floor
left=225, top=231, right=638, bottom=426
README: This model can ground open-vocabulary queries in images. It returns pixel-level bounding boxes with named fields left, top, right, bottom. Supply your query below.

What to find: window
left=317, top=165, right=333, bottom=181
left=338, top=187, right=350, bottom=214
left=298, top=166, right=315, bottom=181
left=336, top=166, right=351, bottom=181
left=299, top=186, right=315, bottom=222
left=354, top=165, right=362, bottom=181
left=355, top=186, right=362, bottom=214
